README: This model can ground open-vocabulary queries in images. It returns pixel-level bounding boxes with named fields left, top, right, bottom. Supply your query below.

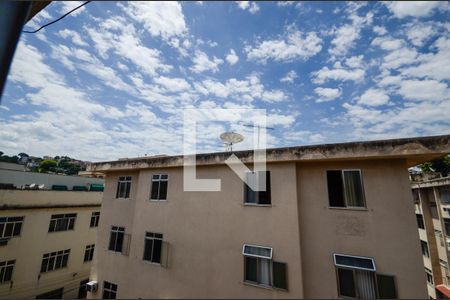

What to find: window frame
left=243, top=171, right=272, bottom=206
left=333, top=253, right=376, bottom=272
left=0, top=216, right=24, bottom=239
left=149, top=174, right=169, bottom=201
left=84, top=244, right=95, bottom=262
left=116, top=176, right=132, bottom=199
left=327, top=169, right=367, bottom=209
left=0, top=259, right=15, bottom=284
left=143, top=232, right=163, bottom=264
left=48, top=214, right=77, bottom=233
left=416, top=214, right=425, bottom=229
left=108, top=226, right=125, bottom=253
left=90, top=212, right=100, bottom=228
left=425, top=267, right=434, bottom=285
left=103, top=281, right=117, bottom=299
left=40, top=249, right=70, bottom=273
left=421, top=240, right=430, bottom=258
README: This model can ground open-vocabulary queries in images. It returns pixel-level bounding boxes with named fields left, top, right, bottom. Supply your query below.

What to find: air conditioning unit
left=86, top=281, right=98, bottom=293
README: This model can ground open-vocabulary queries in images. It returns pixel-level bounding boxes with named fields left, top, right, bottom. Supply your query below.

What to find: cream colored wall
left=90, top=162, right=303, bottom=299
left=297, top=159, right=428, bottom=299
left=0, top=191, right=101, bottom=299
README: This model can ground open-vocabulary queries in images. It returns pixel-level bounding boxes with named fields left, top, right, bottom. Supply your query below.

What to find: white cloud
left=396, top=79, right=449, bottom=102
left=226, top=49, right=239, bottom=65
left=312, top=62, right=365, bottom=84
left=405, top=23, right=436, bottom=47
left=328, top=10, right=373, bottom=57
left=283, top=130, right=325, bottom=144
left=371, top=36, right=404, bottom=50
left=121, top=2, right=187, bottom=40
left=59, top=1, right=86, bottom=16
left=261, top=90, right=287, bottom=102
left=236, top=1, right=260, bottom=14
left=154, top=76, right=191, bottom=93
left=385, top=1, right=445, bottom=18
left=58, top=29, right=88, bottom=47
left=280, top=70, right=298, bottom=83
left=358, top=89, right=390, bottom=106
left=373, top=26, right=387, bottom=35
left=190, top=50, right=224, bottom=73
left=246, top=28, right=322, bottom=63
left=277, top=1, right=295, bottom=6
left=314, top=87, right=342, bottom=102
left=345, top=55, right=364, bottom=69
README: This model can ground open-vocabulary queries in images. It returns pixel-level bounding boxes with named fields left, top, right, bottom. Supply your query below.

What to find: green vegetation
left=421, top=155, right=450, bottom=177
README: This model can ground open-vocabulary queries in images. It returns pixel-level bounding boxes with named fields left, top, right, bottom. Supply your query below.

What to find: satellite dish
left=29, top=183, right=36, bottom=189
left=220, top=132, right=244, bottom=151
left=38, top=184, right=45, bottom=189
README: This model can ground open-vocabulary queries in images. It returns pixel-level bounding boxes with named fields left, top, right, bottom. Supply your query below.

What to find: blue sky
left=0, top=1, right=449, bottom=161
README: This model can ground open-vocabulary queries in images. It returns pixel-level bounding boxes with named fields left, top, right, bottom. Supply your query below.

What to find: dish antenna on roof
left=220, top=132, right=244, bottom=152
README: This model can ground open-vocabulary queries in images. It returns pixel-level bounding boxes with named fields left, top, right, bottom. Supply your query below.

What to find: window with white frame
left=334, top=253, right=397, bottom=299
left=84, top=244, right=95, bottom=262
left=0, top=259, right=15, bottom=283
left=108, top=226, right=125, bottom=252
left=143, top=232, right=163, bottom=263
left=48, top=214, right=76, bottom=232
left=150, top=175, right=168, bottom=201
left=116, top=176, right=131, bottom=198
left=103, top=281, right=117, bottom=299
left=40, top=249, right=70, bottom=273
left=244, top=171, right=271, bottom=205
left=327, top=170, right=366, bottom=208
left=90, top=212, right=100, bottom=228
left=421, top=240, right=430, bottom=258
left=242, top=244, right=287, bottom=290
left=0, top=216, right=23, bottom=240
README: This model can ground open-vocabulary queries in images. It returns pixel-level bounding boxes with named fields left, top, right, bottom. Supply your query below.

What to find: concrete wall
left=297, top=159, right=427, bottom=298
left=0, top=169, right=104, bottom=190
left=89, top=159, right=428, bottom=299
left=0, top=190, right=102, bottom=299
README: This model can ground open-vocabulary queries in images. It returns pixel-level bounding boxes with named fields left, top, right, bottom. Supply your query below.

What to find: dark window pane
left=13, top=222, right=22, bottom=236
left=416, top=214, right=425, bottom=229
left=335, top=255, right=375, bottom=271
left=144, top=239, right=154, bottom=261
left=159, top=181, right=168, bottom=200
left=90, top=216, right=95, bottom=227
left=258, top=171, right=271, bottom=205
left=109, top=232, right=117, bottom=251
left=327, top=170, right=345, bottom=207
left=0, top=223, right=4, bottom=236
left=245, top=256, right=258, bottom=283
left=116, top=232, right=124, bottom=252
left=49, top=220, right=56, bottom=232
left=377, top=274, right=397, bottom=299
left=68, top=218, right=75, bottom=230
left=4, top=265, right=13, bottom=282
left=4, top=223, right=13, bottom=237
left=273, top=261, right=287, bottom=290
left=55, top=255, right=63, bottom=269
left=125, top=182, right=131, bottom=198
left=36, top=288, right=64, bottom=299
left=0, top=267, right=4, bottom=283
left=338, top=268, right=356, bottom=297
left=150, top=181, right=159, bottom=200
left=152, top=239, right=162, bottom=263
left=343, top=170, right=365, bottom=207
left=40, top=258, right=48, bottom=273
left=78, top=279, right=89, bottom=299
left=62, top=253, right=69, bottom=267
left=48, top=257, right=55, bottom=271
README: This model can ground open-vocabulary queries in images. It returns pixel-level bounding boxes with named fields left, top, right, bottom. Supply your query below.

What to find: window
left=244, top=171, right=271, bottom=205
left=78, top=279, right=89, bottom=299
left=84, top=244, right=95, bottom=262
left=116, top=176, right=131, bottom=198
left=327, top=170, right=365, bottom=208
left=416, top=214, right=425, bottom=229
left=40, top=249, right=70, bottom=273
left=108, top=226, right=125, bottom=252
left=90, top=212, right=100, bottom=228
left=425, top=268, right=434, bottom=285
left=0, top=216, right=24, bottom=240
left=48, top=214, right=76, bottom=232
left=440, top=187, right=450, bottom=204
left=445, top=218, right=450, bottom=236
left=150, top=174, right=168, bottom=201
left=143, top=232, right=163, bottom=264
left=421, top=241, right=430, bottom=258
left=36, top=287, right=64, bottom=299
left=103, top=281, right=117, bottom=299
left=0, top=260, right=15, bottom=283
left=242, top=244, right=287, bottom=290
left=412, top=189, right=420, bottom=204
left=334, top=254, right=397, bottom=299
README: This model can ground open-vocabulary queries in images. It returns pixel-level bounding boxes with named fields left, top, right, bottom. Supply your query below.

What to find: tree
left=421, top=156, right=450, bottom=177
left=39, top=160, right=57, bottom=173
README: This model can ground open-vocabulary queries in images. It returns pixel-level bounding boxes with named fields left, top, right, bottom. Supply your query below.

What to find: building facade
left=412, top=175, right=450, bottom=299
left=87, top=135, right=449, bottom=299
left=0, top=172, right=103, bottom=299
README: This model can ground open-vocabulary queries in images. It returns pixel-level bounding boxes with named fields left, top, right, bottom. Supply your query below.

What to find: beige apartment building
left=86, top=135, right=450, bottom=299
left=0, top=168, right=103, bottom=299
left=412, top=175, right=450, bottom=299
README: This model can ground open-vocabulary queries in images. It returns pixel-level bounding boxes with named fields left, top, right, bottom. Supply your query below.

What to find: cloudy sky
left=0, top=1, right=449, bottom=161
